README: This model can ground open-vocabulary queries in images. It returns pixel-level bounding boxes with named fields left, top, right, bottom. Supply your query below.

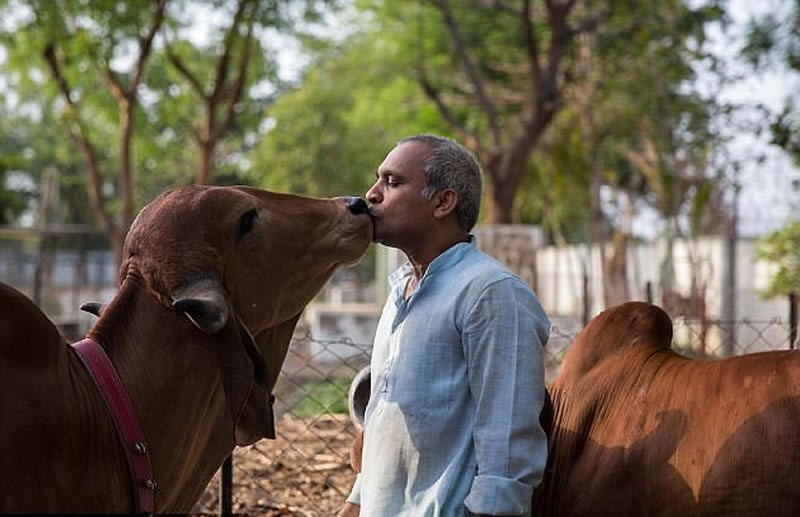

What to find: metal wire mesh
left=194, top=316, right=797, bottom=516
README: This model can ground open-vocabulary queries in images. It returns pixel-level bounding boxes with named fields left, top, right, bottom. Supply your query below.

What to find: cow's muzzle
left=346, top=197, right=369, bottom=216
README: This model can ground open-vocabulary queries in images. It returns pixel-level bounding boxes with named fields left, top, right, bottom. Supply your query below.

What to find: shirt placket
left=381, top=294, right=410, bottom=394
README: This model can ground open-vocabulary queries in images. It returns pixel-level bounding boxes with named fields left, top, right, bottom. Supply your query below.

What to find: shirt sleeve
left=346, top=473, right=362, bottom=505
left=461, top=276, right=550, bottom=516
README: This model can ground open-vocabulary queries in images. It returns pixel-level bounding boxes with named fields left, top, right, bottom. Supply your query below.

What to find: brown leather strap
left=72, top=338, right=155, bottom=515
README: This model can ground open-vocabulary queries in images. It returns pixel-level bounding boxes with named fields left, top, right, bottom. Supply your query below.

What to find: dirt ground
left=193, top=414, right=358, bottom=516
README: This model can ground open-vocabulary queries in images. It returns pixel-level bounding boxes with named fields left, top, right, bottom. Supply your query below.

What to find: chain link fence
left=193, top=314, right=797, bottom=516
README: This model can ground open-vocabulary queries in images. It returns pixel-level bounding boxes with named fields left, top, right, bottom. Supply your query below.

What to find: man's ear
left=432, top=189, right=458, bottom=220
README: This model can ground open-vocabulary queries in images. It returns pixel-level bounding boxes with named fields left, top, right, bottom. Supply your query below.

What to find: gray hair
left=398, top=134, right=484, bottom=232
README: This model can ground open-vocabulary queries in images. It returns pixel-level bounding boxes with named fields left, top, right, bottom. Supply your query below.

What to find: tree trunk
left=198, top=143, right=214, bottom=186
left=604, top=227, right=630, bottom=306
left=420, top=0, right=584, bottom=224
left=117, top=99, right=136, bottom=267
left=484, top=174, right=517, bottom=224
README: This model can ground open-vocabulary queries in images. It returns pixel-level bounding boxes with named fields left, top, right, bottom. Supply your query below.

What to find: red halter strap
left=72, top=338, right=155, bottom=515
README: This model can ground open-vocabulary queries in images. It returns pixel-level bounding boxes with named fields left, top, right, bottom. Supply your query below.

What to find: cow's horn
left=172, top=274, right=229, bottom=334
left=80, top=302, right=103, bottom=317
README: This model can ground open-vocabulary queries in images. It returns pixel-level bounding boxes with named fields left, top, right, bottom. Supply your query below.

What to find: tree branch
left=520, top=0, right=543, bottom=86
left=540, top=0, right=572, bottom=110
left=211, top=0, right=250, bottom=103
left=42, top=42, right=115, bottom=236
left=42, top=43, right=76, bottom=108
left=103, top=69, right=128, bottom=104
left=165, top=43, right=207, bottom=99
left=215, top=0, right=257, bottom=142
left=431, top=0, right=502, bottom=148
left=418, top=73, right=480, bottom=152
left=131, top=0, right=167, bottom=93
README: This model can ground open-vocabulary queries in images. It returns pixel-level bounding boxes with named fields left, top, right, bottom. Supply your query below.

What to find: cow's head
left=121, top=186, right=372, bottom=444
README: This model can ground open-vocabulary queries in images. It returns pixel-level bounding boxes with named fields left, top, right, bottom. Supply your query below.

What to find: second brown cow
left=534, top=301, right=800, bottom=516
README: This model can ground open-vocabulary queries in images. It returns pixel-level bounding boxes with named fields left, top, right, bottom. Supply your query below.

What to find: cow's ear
left=172, top=273, right=229, bottom=333
left=253, top=313, right=302, bottom=394
left=215, top=317, right=276, bottom=446
left=233, top=313, right=302, bottom=445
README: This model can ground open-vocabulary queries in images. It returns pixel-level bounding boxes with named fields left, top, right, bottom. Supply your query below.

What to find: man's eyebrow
left=376, top=168, right=403, bottom=179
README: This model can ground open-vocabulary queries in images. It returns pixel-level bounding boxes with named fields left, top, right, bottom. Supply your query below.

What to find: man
left=338, top=134, right=550, bottom=516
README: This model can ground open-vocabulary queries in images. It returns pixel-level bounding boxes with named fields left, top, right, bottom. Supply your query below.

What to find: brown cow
left=533, top=301, right=800, bottom=516
left=0, top=186, right=372, bottom=513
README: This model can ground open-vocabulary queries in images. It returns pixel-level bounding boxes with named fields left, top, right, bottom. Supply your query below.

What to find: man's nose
left=366, top=183, right=381, bottom=204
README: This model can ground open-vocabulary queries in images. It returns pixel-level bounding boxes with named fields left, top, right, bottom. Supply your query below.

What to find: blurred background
left=0, top=0, right=798, bottom=514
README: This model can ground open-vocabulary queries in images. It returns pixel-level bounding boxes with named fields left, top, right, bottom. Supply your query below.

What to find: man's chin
left=371, top=227, right=385, bottom=244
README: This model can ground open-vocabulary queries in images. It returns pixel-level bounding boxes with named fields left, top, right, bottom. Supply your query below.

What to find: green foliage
left=742, top=1, right=800, bottom=166
left=771, top=103, right=800, bottom=166
left=518, top=0, right=728, bottom=242
left=0, top=0, right=171, bottom=227
left=756, top=220, right=800, bottom=298
left=249, top=30, right=450, bottom=197
left=0, top=0, right=771, bottom=252
left=247, top=0, right=731, bottom=240
left=0, top=98, right=32, bottom=223
left=517, top=112, right=592, bottom=242
left=602, top=1, right=725, bottom=207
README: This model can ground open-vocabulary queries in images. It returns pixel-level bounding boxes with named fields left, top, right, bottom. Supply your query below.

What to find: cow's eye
left=238, top=209, right=258, bottom=237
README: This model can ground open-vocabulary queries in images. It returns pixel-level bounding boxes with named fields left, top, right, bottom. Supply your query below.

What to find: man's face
left=366, top=141, right=436, bottom=248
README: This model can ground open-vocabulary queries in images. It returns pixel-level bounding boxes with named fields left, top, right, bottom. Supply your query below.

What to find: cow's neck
left=87, top=275, right=233, bottom=512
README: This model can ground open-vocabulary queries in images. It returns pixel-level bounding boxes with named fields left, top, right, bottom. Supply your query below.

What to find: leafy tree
left=355, top=0, right=607, bottom=224
left=154, top=0, right=309, bottom=185
left=339, top=0, right=730, bottom=242
left=741, top=0, right=800, bottom=326
left=0, top=94, right=87, bottom=225
left=0, top=0, right=168, bottom=263
left=467, top=0, right=728, bottom=305
left=0, top=111, right=31, bottom=224
left=249, top=30, right=450, bottom=197
left=757, top=220, right=800, bottom=298
left=742, top=0, right=800, bottom=165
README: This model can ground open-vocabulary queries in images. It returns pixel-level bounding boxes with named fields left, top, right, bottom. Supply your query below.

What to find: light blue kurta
left=348, top=240, right=550, bottom=516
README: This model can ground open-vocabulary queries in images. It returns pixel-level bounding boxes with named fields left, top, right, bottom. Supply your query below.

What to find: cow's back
left=0, top=281, right=129, bottom=511
left=0, top=281, right=64, bottom=366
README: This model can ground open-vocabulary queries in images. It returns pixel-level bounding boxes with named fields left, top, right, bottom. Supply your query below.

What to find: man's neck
left=404, top=234, right=470, bottom=281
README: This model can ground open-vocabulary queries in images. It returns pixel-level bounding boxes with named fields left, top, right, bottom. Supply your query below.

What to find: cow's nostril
left=346, top=197, right=369, bottom=215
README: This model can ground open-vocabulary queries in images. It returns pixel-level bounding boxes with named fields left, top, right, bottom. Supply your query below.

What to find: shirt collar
left=387, top=236, right=476, bottom=291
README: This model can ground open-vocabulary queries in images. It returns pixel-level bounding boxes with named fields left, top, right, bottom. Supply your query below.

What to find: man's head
left=366, top=134, right=483, bottom=250
left=399, top=134, right=483, bottom=231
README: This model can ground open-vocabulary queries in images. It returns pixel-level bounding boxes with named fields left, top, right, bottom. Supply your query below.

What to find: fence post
left=220, top=454, right=233, bottom=515
left=582, top=270, right=590, bottom=326
left=33, top=234, right=48, bottom=305
left=721, top=234, right=737, bottom=357
left=790, top=291, right=798, bottom=350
